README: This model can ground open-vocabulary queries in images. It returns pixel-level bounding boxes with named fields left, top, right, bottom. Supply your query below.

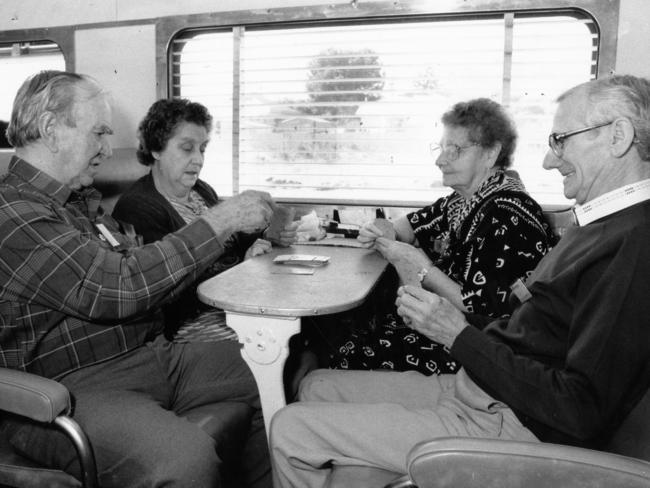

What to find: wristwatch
left=417, top=267, right=429, bottom=283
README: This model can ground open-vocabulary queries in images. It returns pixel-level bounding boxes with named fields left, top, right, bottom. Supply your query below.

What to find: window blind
left=171, top=11, right=597, bottom=206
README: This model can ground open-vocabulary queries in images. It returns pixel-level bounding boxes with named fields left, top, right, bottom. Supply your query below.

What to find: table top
left=197, top=244, right=387, bottom=317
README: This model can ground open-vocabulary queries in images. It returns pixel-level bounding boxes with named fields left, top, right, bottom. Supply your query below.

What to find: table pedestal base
left=226, top=312, right=301, bottom=438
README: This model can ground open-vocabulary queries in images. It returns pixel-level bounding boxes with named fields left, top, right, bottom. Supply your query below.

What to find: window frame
left=0, top=31, right=70, bottom=154
left=158, top=0, right=619, bottom=94
left=0, top=28, right=72, bottom=70
left=158, top=0, right=618, bottom=208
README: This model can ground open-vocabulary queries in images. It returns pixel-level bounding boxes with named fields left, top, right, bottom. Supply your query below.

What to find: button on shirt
left=0, top=157, right=226, bottom=379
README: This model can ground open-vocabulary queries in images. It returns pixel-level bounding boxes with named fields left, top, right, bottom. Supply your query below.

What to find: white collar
left=573, top=179, right=650, bottom=226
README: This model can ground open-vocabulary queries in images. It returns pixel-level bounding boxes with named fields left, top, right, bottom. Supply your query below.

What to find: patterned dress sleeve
left=406, top=196, right=450, bottom=261
left=453, top=195, right=552, bottom=316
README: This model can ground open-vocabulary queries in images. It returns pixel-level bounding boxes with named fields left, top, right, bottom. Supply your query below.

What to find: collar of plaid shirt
left=9, top=155, right=104, bottom=216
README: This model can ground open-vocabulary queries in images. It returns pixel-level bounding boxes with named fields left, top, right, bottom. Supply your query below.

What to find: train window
left=0, top=40, right=65, bottom=140
left=171, top=12, right=597, bottom=206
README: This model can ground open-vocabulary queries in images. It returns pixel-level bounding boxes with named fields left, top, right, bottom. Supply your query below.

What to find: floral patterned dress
left=331, top=170, right=557, bottom=375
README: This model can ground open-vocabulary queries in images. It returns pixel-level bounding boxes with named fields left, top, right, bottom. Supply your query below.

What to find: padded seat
left=0, top=368, right=92, bottom=488
left=0, top=367, right=253, bottom=488
left=0, top=431, right=81, bottom=488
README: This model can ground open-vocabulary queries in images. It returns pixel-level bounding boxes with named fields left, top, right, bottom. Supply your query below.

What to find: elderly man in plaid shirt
left=0, top=71, right=274, bottom=488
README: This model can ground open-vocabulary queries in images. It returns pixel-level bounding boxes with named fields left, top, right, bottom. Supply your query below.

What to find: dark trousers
left=5, top=336, right=271, bottom=488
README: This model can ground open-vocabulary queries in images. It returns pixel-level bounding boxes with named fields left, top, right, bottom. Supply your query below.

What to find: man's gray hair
left=559, top=74, right=650, bottom=161
left=6, top=70, right=105, bottom=148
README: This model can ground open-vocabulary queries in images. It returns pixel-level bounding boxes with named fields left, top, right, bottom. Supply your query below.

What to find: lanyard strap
left=574, top=179, right=650, bottom=226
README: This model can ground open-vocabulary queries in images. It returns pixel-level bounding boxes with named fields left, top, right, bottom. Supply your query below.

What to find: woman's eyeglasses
left=547, top=121, right=613, bottom=158
left=429, top=142, right=479, bottom=161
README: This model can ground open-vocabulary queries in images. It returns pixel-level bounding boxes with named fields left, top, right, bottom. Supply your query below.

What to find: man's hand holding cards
left=265, top=205, right=298, bottom=247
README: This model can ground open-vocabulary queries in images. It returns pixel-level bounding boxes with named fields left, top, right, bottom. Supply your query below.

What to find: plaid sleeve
left=0, top=194, right=225, bottom=321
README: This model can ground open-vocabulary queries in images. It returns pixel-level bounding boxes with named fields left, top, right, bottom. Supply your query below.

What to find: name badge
left=510, top=278, right=532, bottom=303
left=95, top=223, right=121, bottom=248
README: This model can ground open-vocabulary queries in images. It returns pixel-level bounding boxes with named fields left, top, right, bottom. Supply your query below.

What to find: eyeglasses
left=548, top=121, right=613, bottom=158
left=429, top=142, right=479, bottom=161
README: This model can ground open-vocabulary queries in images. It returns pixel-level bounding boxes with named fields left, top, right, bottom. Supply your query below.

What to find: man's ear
left=38, top=111, right=59, bottom=152
left=610, top=117, right=636, bottom=158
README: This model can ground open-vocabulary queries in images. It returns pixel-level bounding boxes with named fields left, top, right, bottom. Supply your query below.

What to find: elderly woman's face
left=153, top=121, right=210, bottom=198
left=435, top=125, right=494, bottom=198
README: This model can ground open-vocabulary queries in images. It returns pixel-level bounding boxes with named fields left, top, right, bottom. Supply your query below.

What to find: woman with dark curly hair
left=330, top=97, right=557, bottom=375
left=113, top=98, right=295, bottom=340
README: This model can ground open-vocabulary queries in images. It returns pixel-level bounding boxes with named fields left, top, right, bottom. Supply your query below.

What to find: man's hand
left=375, top=238, right=432, bottom=286
left=357, top=218, right=396, bottom=248
left=265, top=221, right=299, bottom=247
left=245, top=238, right=273, bottom=259
left=203, top=190, right=275, bottom=235
left=395, top=285, right=469, bottom=348
left=264, top=206, right=298, bottom=247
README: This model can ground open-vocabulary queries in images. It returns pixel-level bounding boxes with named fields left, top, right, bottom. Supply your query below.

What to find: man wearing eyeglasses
left=270, top=74, right=650, bottom=488
left=546, top=118, right=640, bottom=204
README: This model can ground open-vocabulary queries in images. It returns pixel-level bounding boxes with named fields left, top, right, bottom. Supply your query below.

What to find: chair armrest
left=406, top=437, right=650, bottom=488
left=0, top=368, right=70, bottom=422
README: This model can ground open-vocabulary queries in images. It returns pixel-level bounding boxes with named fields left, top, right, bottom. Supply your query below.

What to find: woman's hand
left=245, top=238, right=273, bottom=259
left=264, top=221, right=299, bottom=247
left=375, top=238, right=432, bottom=286
left=357, top=218, right=396, bottom=248
left=395, top=285, right=468, bottom=348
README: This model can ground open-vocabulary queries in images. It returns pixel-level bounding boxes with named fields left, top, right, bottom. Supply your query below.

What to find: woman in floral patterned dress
left=332, top=98, right=557, bottom=375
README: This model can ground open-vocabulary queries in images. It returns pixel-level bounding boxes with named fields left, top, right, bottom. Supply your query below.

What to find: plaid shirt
left=0, top=157, right=226, bottom=379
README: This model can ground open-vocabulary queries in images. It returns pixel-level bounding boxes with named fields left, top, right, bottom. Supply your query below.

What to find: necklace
left=168, top=190, right=209, bottom=219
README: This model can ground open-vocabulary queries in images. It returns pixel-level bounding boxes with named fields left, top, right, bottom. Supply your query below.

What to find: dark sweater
left=113, top=171, right=219, bottom=243
left=452, top=200, right=650, bottom=448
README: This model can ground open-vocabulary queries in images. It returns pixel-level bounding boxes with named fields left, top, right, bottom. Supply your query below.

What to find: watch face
left=417, top=267, right=428, bottom=283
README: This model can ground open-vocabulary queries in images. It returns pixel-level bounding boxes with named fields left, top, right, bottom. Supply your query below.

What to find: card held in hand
left=374, top=218, right=396, bottom=240
left=266, top=205, right=296, bottom=241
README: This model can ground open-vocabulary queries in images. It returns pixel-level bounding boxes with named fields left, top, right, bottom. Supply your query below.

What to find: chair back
left=542, top=207, right=575, bottom=239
